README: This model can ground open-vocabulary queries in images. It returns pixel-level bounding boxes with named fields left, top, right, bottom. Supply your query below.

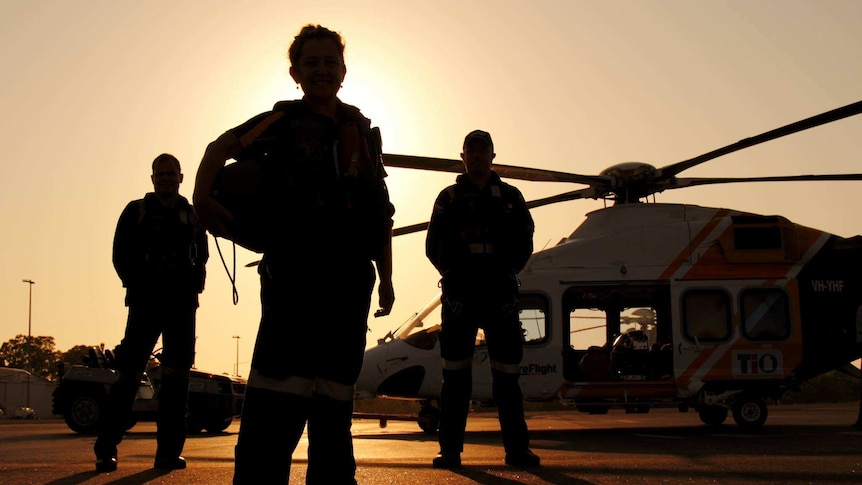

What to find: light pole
left=232, top=335, right=241, bottom=377
left=22, top=279, right=35, bottom=409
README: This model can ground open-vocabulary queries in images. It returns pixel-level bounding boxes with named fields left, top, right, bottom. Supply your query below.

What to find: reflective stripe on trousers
left=247, top=368, right=355, bottom=401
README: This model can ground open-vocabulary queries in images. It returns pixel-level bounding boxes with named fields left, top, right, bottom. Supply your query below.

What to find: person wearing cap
left=425, top=129, right=539, bottom=469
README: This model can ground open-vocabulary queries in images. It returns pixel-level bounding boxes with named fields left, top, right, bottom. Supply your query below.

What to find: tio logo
left=734, top=351, right=782, bottom=376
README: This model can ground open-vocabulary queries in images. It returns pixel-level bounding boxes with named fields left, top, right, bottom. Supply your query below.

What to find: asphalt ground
left=1, top=402, right=861, bottom=484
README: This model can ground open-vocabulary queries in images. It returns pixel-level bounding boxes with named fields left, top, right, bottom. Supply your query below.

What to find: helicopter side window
left=519, top=308, right=546, bottom=344
left=741, top=288, right=790, bottom=341
left=682, top=289, right=731, bottom=342
left=617, top=307, right=657, bottom=350
left=518, top=293, right=549, bottom=345
left=569, top=308, right=607, bottom=350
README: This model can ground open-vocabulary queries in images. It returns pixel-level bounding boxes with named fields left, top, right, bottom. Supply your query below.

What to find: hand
left=374, top=279, right=395, bottom=317
left=194, top=195, right=234, bottom=239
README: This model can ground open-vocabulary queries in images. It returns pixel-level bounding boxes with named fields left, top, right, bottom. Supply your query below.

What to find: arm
left=425, top=191, right=450, bottom=275
left=373, top=173, right=396, bottom=317
left=374, top=229, right=394, bottom=317
left=193, top=131, right=241, bottom=237
left=195, top=212, right=210, bottom=266
left=510, top=189, right=535, bottom=273
left=112, top=201, right=141, bottom=288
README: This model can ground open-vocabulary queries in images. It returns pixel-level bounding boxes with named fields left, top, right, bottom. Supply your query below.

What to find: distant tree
left=61, top=345, right=94, bottom=367
left=781, top=370, right=861, bottom=404
left=59, top=343, right=158, bottom=372
left=0, top=334, right=62, bottom=382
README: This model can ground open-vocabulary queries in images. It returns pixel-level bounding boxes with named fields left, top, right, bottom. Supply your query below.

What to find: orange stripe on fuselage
left=658, top=208, right=729, bottom=281
left=674, top=222, right=823, bottom=385
left=677, top=344, right=718, bottom=387
left=657, top=208, right=728, bottom=389
left=683, top=221, right=826, bottom=280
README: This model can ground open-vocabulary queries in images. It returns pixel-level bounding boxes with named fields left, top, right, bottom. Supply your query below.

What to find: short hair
left=287, top=24, right=345, bottom=66
left=152, top=153, right=181, bottom=173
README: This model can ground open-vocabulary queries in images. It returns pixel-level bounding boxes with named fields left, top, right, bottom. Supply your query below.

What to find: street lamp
left=232, top=335, right=241, bottom=377
left=22, top=279, right=35, bottom=409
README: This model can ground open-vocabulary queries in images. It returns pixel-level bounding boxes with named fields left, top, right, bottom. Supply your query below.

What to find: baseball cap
left=463, top=129, right=493, bottom=149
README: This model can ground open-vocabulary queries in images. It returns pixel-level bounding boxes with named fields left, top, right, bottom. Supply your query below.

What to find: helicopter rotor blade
left=494, top=165, right=610, bottom=185
left=526, top=187, right=601, bottom=210
left=383, top=154, right=463, bottom=173
left=659, top=99, right=862, bottom=179
left=392, top=187, right=601, bottom=237
left=383, top=153, right=609, bottom=185
left=393, top=221, right=430, bottom=237
left=667, top=173, right=862, bottom=190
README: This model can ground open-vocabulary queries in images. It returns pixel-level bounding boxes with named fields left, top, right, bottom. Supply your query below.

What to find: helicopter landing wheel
left=417, top=405, right=440, bottom=434
left=732, top=394, right=768, bottom=430
left=697, top=405, right=728, bottom=426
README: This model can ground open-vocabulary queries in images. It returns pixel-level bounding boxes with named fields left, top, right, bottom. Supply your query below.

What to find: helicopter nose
left=356, top=342, right=390, bottom=396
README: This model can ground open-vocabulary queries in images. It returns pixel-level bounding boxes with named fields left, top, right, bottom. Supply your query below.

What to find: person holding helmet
left=193, top=24, right=395, bottom=484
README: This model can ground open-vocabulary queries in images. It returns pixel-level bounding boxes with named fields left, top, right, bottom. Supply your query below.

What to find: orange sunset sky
left=2, top=0, right=861, bottom=376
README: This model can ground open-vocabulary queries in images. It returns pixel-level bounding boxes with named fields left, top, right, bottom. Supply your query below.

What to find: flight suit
left=227, top=99, right=394, bottom=484
left=426, top=171, right=535, bottom=457
left=95, top=193, right=208, bottom=463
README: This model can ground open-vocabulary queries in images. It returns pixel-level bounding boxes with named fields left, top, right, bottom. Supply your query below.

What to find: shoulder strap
left=136, top=198, right=199, bottom=227
left=137, top=199, right=146, bottom=224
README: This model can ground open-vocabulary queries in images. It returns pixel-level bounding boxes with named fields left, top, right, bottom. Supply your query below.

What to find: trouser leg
left=155, top=366, right=190, bottom=459
left=155, top=304, right=195, bottom=459
left=94, top=313, right=158, bottom=459
left=492, top=368, right=530, bottom=453
left=438, top=367, right=472, bottom=453
left=93, top=370, right=141, bottom=458
left=233, top=386, right=309, bottom=485
left=306, top=392, right=357, bottom=485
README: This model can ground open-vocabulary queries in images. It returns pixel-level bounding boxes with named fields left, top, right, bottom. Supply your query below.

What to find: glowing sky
left=2, top=0, right=861, bottom=376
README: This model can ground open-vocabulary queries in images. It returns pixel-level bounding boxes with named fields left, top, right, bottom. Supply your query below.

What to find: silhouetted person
left=193, top=24, right=395, bottom=484
left=426, top=130, right=539, bottom=469
left=94, top=153, right=208, bottom=472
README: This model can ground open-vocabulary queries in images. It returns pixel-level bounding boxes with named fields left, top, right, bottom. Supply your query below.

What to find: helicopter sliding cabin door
left=670, top=281, right=797, bottom=397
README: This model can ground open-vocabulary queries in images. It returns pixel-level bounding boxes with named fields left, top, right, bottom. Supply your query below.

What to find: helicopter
left=353, top=99, right=862, bottom=432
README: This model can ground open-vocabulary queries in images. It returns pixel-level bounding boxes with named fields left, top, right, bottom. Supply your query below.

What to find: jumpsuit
left=426, top=171, right=535, bottom=456
left=228, top=99, right=395, bottom=484
left=94, top=193, right=208, bottom=462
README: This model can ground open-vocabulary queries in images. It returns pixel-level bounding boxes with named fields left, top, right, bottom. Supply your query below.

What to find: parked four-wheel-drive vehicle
left=52, top=346, right=246, bottom=435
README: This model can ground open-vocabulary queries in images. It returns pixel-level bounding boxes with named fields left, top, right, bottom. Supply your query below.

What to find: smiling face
left=289, top=37, right=346, bottom=106
left=151, top=156, right=182, bottom=197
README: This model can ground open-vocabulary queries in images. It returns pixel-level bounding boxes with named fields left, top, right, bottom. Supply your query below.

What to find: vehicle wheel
left=417, top=406, right=440, bottom=434
left=186, top=414, right=205, bottom=435
left=577, top=405, right=611, bottom=415
left=64, top=392, right=104, bottom=434
left=698, top=405, right=728, bottom=426
left=204, top=417, right=233, bottom=434
left=732, top=395, right=768, bottom=430
left=625, top=404, right=649, bottom=414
